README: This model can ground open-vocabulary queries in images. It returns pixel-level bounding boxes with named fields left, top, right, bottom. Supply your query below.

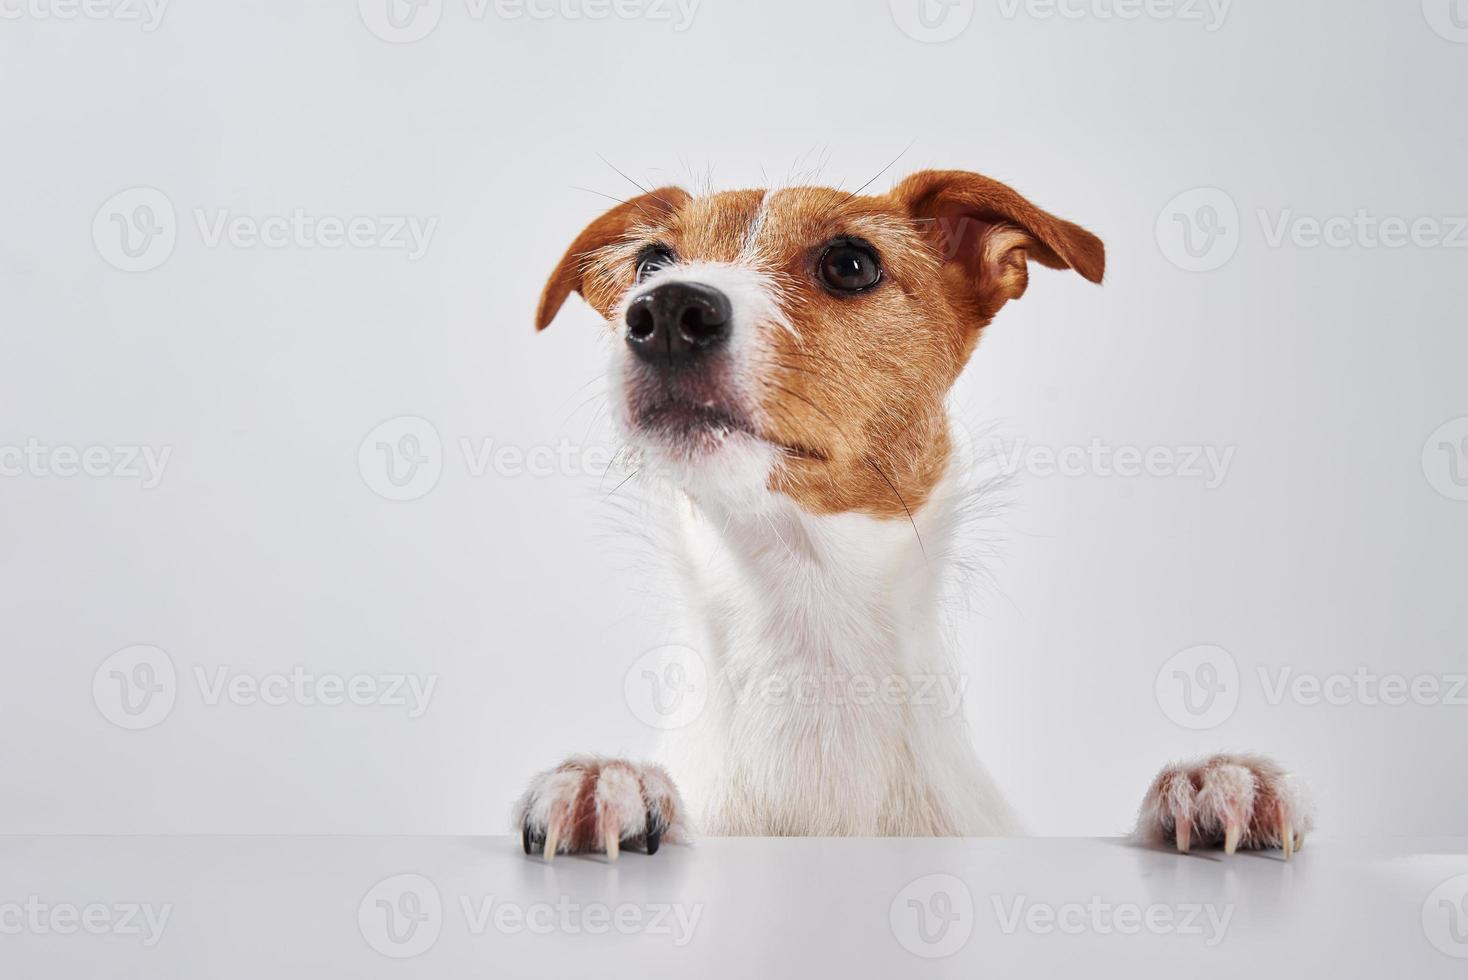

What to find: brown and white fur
left=513, top=170, right=1314, bottom=860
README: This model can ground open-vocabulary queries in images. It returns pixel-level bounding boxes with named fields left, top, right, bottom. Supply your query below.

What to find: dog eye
left=635, top=246, right=676, bottom=283
left=818, top=240, right=883, bottom=293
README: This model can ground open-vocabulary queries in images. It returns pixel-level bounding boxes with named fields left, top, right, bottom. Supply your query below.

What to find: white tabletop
left=4, top=835, right=1465, bottom=978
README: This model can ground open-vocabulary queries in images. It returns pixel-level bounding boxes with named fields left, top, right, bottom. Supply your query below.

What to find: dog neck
left=672, top=457, right=963, bottom=680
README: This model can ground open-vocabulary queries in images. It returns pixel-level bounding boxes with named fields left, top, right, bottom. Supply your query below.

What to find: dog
left=514, top=169, right=1313, bottom=860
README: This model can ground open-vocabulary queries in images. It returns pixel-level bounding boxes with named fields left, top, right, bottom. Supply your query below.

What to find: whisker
left=865, top=455, right=926, bottom=557
left=604, top=468, right=641, bottom=500
left=594, top=154, right=680, bottom=212
left=845, top=139, right=917, bottom=202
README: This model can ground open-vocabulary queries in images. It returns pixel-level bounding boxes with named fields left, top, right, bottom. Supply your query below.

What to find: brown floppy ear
left=535, top=188, right=690, bottom=331
left=888, top=170, right=1104, bottom=315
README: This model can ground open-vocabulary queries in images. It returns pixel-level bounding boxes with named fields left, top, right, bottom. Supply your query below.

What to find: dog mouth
left=635, top=399, right=827, bottom=462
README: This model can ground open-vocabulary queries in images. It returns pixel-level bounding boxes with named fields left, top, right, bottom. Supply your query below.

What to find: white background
left=1, top=0, right=1465, bottom=839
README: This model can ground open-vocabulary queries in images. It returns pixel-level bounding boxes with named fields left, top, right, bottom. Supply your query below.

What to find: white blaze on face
left=611, top=258, right=794, bottom=508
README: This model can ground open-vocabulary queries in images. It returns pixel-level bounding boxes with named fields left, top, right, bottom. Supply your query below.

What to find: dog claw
left=522, top=824, right=534, bottom=855
left=543, top=823, right=561, bottom=862
left=605, top=828, right=620, bottom=860
left=1224, top=822, right=1241, bottom=855
left=645, top=814, right=662, bottom=856
left=1281, top=820, right=1295, bottom=861
left=1175, top=820, right=1191, bottom=854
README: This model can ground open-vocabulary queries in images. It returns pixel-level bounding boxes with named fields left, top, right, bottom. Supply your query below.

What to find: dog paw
left=1136, top=753, right=1315, bottom=858
left=513, top=756, right=687, bottom=860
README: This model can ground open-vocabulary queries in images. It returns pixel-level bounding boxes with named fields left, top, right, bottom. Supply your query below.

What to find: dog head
left=536, top=170, right=1104, bottom=518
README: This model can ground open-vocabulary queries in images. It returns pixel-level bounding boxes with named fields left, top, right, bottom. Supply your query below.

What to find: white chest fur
left=653, top=465, right=1018, bottom=837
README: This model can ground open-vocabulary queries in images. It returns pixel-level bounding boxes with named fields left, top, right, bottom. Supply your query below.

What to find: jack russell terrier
left=514, top=168, right=1313, bottom=860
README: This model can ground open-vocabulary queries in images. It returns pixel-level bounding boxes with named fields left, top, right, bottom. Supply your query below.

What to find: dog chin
left=622, top=418, right=780, bottom=512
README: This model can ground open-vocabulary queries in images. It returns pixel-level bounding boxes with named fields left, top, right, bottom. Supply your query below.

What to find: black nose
left=625, top=281, right=732, bottom=367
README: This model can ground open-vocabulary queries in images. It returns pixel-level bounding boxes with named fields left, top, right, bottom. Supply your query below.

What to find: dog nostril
left=678, top=303, right=728, bottom=347
left=626, top=303, right=656, bottom=343
left=679, top=307, right=706, bottom=342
